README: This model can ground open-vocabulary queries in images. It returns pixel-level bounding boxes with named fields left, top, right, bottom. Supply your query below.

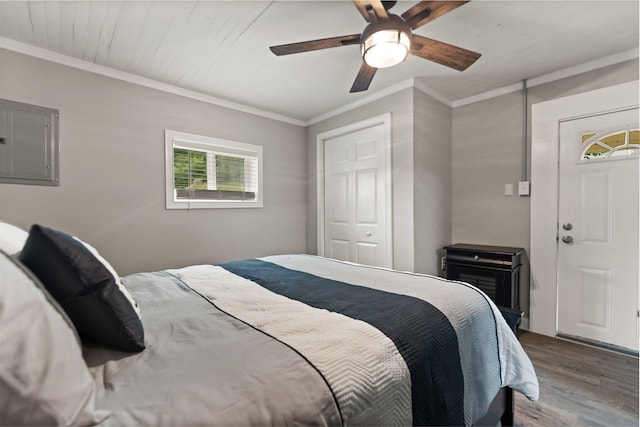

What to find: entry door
left=557, top=108, right=639, bottom=351
left=323, top=123, right=390, bottom=268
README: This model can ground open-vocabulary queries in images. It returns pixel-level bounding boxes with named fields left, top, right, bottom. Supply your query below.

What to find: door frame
left=316, top=113, right=393, bottom=267
left=530, top=80, right=639, bottom=338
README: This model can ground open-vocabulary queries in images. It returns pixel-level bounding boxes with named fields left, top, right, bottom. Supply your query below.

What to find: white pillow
left=0, top=221, right=29, bottom=254
left=0, top=249, right=110, bottom=425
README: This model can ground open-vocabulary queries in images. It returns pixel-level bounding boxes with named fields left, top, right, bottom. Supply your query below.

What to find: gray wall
left=306, top=88, right=453, bottom=275
left=306, top=89, right=415, bottom=272
left=451, top=58, right=639, bottom=318
left=0, top=49, right=307, bottom=275
left=413, top=89, right=452, bottom=274
left=2, top=44, right=635, bottom=307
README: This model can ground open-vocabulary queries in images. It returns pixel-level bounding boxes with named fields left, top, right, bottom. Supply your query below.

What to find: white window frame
left=165, top=130, right=263, bottom=209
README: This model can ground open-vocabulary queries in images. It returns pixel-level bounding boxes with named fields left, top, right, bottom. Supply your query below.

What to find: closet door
left=323, top=123, right=389, bottom=268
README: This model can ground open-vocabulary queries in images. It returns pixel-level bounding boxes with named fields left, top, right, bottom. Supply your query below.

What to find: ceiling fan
left=269, top=0, right=481, bottom=93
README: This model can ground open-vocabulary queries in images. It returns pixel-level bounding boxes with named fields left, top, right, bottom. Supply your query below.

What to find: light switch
left=504, top=183, right=513, bottom=196
left=518, top=181, right=530, bottom=196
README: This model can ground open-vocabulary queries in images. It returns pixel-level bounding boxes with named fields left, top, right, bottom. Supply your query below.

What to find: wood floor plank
left=514, top=331, right=638, bottom=427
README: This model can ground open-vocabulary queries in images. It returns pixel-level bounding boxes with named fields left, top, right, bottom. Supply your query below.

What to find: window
left=580, top=129, right=639, bottom=161
left=165, top=130, right=262, bottom=209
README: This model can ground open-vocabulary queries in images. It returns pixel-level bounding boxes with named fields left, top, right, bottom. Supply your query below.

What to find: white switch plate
left=504, top=183, right=513, bottom=196
left=518, top=181, right=530, bottom=196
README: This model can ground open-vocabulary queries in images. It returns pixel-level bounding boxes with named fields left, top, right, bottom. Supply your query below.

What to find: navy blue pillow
left=19, top=225, right=145, bottom=352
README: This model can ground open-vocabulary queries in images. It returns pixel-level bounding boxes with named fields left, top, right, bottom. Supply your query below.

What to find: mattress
left=84, top=254, right=538, bottom=426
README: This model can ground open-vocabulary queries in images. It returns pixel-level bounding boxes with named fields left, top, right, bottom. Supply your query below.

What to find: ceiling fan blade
left=410, top=34, right=480, bottom=71
left=353, top=0, right=388, bottom=22
left=402, top=1, right=468, bottom=30
left=350, top=62, right=378, bottom=93
left=270, top=34, right=361, bottom=56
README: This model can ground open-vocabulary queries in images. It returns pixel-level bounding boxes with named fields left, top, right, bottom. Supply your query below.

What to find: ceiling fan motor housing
left=269, top=1, right=480, bottom=93
left=361, top=14, right=413, bottom=68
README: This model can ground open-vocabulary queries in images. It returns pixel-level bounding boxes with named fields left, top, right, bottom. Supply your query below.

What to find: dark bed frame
left=474, top=387, right=514, bottom=426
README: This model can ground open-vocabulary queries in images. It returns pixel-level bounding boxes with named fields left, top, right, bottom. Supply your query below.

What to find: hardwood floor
left=514, top=330, right=639, bottom=426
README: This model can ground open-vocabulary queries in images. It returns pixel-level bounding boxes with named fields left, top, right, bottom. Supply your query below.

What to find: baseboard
left=556, top=333, right=639, bottom=358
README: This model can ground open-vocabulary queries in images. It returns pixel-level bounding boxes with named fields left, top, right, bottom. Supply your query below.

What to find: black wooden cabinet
left=443, top=243, right=524, bottom=311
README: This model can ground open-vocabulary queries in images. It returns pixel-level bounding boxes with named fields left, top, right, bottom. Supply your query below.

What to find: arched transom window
left=581, top=129, right=639, bottom=160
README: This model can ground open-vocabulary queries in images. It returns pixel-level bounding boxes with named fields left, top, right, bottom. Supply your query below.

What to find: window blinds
left=165, top=130, right=263, bottom=209
left=173, top=148, right=258, bottom=201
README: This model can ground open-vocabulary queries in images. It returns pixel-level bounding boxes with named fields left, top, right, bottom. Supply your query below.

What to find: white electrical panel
left=0, top=99, right=59, bottom=186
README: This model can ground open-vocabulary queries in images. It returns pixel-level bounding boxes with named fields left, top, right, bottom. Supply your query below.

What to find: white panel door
left=324, top=124, right=389, bottom=268
left=557, top=108, right=639, bottom=351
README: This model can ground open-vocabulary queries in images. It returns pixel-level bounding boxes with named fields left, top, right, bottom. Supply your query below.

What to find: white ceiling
left=0, top=1, right=638, bottom=123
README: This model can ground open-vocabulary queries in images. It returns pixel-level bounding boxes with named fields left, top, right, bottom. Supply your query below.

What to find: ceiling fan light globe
left=362, top=29, right=411, bottom=68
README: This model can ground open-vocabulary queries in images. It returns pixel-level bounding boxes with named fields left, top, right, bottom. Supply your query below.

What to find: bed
left=0, top=223, right=539, bottom=426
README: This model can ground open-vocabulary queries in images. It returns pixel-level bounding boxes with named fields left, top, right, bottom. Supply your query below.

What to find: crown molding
left=307, top=48, right=639, bottom=122
left=451, top=82, right=524, bottom=108
left=412, top=79, right=453, bottom=107
left=306, top=78, right=415, bottom=126
left=306, top=78, right=454, bottom=126
left=452, top=48, right=639, bottom=108
left=526, top=47, right=639, bottom=88
left=2, top=36, right=637, bottom=125
left=0, top=37, right=306, bottom=127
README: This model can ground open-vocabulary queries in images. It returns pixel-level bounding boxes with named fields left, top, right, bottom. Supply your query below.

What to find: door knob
left=562, top=223, right=573, bottom=231
left=562, top=235, right=573, bottom=244
left=365, top=232, right=372, bottom=237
